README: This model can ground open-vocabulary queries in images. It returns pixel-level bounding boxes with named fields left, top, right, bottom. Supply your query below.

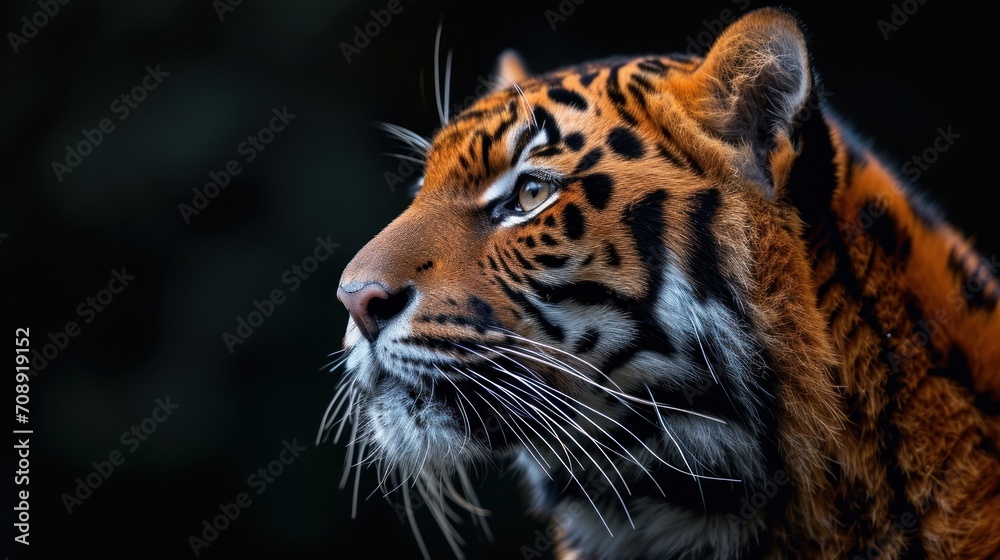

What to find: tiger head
left=326, top=7, right=840, bottom=551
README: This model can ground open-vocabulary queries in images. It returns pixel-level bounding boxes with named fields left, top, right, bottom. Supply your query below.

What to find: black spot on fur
left=562, top=203, right=585, bottom=240
left=607, top=127, right=645, bottom=159
left=540, top=233, right=558, bottom=246
left=579, top=72, right=598, bottom=88
left=580, top=174, right=613, bottom=210
left=548, top=87, right=588, bottom=111
left=572, top=148, right=603, bottom=174
left=533, top=254, right=569, bottom=268
left=564, top=132, right=585, bottom=151
left=468, top=296, right=500, bottom=332
left=544, top=215, right=556, bottom=227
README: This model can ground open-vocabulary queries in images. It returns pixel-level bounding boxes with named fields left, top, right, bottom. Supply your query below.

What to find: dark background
left=3, top=1, right=996, bottom=559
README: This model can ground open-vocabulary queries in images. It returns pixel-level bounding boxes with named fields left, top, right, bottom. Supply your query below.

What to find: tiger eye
left=518, top=180, right=552, bottom=212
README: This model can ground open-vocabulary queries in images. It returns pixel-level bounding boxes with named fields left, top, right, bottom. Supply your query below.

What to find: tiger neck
left=782, top=105, right=1000, bottom=557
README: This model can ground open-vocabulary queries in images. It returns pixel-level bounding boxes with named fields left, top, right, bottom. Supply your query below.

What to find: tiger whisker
left=439, top=366, right=499, bottom=451
left=459, top=343, right=638, bottom=491
left=488, top=344, right=740, bottom=483
left=401, top=478, right=431, bottom=560
left=433, top=23, right=448, bottom=127
left=374, top=121, right=431, bottom=154
left=352, top=437, right=368, bottom=519
left=458, top=466, right=494, bottom=541
left=380, top=152, right=426, bottom=166
left=461, top=366, right=630, bottom=532
left=499, top=343, right=729, bottom=424
left=648, top=385, right=706, bottom=509
left=338, top=404, right=361, bottom=490
left=453, top=366, right=555, bottom=474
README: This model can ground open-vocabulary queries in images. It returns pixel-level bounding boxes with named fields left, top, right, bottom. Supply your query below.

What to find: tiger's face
left=328, top=7, right=818, bottom=539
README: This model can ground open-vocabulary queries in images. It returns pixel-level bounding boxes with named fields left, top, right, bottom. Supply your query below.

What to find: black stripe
left=496, top=254, right=523, bottom=283
left=562, top=203, right=585, bottom=240
left=637, top=58, right=670, bottom=75
left=533, top=105, right=562, bottom=145
left=479, top=133, right=493, bottom=176
left=564, top=132, right=585, bottom=151
left=580, top=174, right=613, bottom=210
left=572, top=147, right=603, bottom=174
left=631, top=73, right=655, bottom=93
left=606, top=64, right=639, bottom=126
left=607, top=127, right=645, bottom=159
left=548, top=87, right=588, bottom=111
left=511, top=247, right=536, bottom=270
left=686, top=188, right=742, bottom=318
left=659, top=125, right=705, bottom=175
left=533, top=254, right=569, bottom=268
left=785, top=94, right=838, bottom=233
left=493, top=274, right=564, bottom=341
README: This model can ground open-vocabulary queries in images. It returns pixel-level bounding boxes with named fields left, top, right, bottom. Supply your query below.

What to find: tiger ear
left=493, top=49, right=531, bottom=90
left=681, top=8, right=811, bottom=182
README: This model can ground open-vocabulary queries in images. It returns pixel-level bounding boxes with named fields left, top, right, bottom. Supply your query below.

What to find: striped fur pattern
left=323, top=8, right=1000, bottom=559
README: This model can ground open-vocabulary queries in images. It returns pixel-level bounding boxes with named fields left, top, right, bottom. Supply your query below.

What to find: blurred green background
left=3, top=0, right=996, bottom=558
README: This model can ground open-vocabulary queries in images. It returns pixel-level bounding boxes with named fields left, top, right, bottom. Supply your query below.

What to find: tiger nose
left=337, top=281, right=411, bottom=342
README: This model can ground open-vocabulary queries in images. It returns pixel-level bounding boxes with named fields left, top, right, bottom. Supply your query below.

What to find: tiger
left=320, top=7, right=1000, bottom=559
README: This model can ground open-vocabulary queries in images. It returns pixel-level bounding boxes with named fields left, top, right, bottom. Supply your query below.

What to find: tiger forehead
left=421, top=54, right=697, bottom=196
